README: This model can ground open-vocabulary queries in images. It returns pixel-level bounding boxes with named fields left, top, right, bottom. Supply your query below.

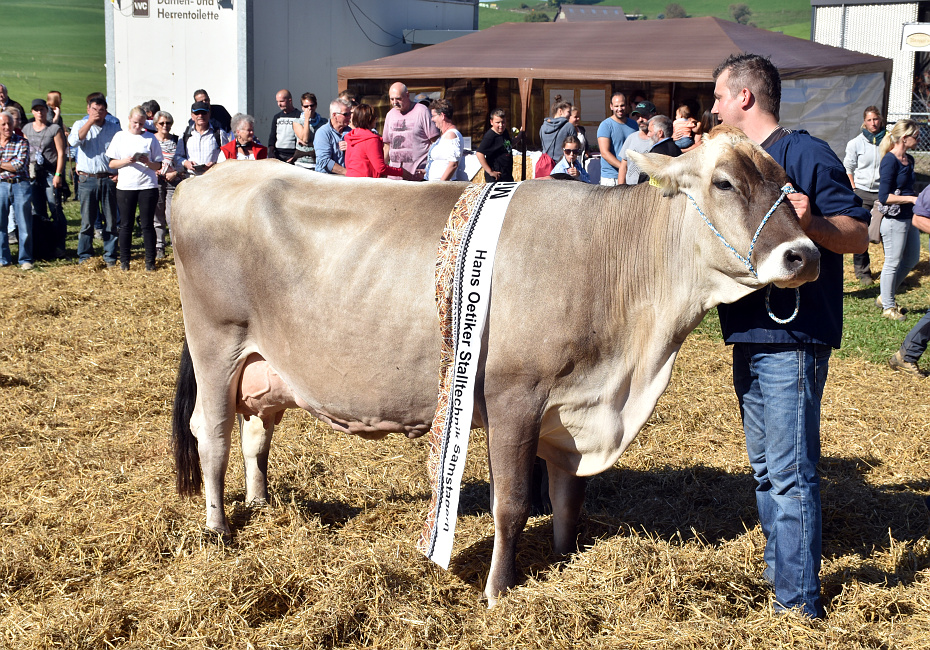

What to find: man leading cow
left=712, top=53, right=869, bottom=619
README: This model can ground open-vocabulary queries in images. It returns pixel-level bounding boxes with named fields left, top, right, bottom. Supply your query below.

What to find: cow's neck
left=594, top=190, right=712, bottom=354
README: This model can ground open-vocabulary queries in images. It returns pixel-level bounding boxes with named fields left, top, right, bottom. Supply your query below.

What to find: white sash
left=422, top=181, right=520, bottom=568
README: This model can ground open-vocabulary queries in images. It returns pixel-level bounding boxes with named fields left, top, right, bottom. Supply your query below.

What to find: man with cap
left=175, top=100, right=229, bottom=177
left=618, top=100, right=658, bottom=185
left=22, top=98, right=68, bottom=259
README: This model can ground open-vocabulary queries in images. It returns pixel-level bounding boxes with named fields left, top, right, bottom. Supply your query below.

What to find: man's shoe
left=155, top=247, right=165, bottom=260
left=20, top=262, right=34, bottom=271
left=94, top=229, right=103, bottom=241
left=105, top=260, right=116, bottom=268
left=889, top=351, right=927, bottom=377
left=883, top=307, right=907, bottom=321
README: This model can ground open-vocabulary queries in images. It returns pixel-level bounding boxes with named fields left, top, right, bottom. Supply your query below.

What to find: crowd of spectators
left=1, top=81, right=928, bottom=379
left=1, top=80, right=716, bottom=271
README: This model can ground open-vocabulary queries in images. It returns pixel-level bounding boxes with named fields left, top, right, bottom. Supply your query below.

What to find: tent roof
left=338, top=17, right=891, bottom=85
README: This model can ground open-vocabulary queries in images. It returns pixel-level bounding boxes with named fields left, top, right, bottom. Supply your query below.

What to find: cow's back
left=173, top=162, right=469, bottom=429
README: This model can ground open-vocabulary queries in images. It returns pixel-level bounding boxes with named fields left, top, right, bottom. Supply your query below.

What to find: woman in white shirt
left=106, top=106, right=163, bottom=271
left=423, top=99, right=468, bottom=181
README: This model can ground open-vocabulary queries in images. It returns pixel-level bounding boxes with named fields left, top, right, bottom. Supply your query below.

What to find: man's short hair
left=193, top=89, right=209, bottom=101
left=611, top=91, right=627, bottom=103
left=649, top=115, right=673, bottom=140
left=337, top=89, right=358, bottom=106
left=301, top=92, right=317, bottom=104
left=713, top=53, right=781, bottom=120
left=490, top=108, right=506, bottom=120
left=330, top=97, right=351, bottom=115
left=85, top=92, right=107, bottom=108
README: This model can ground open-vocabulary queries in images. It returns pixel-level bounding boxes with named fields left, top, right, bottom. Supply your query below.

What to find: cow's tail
left=172, top=338, right=202, bottom=496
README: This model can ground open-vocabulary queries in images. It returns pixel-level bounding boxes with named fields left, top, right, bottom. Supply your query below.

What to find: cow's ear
left=628, top=151, right=696, bottom=198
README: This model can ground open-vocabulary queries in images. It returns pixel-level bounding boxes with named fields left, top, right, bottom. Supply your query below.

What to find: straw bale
left=0, top=250, right=928, bottom=648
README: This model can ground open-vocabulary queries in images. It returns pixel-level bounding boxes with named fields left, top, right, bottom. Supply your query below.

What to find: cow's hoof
left=246, top=497, right=269, bottom=508
left=204, top=527, right=232, bottom=546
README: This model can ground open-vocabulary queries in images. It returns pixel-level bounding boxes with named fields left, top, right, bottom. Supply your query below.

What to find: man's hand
left=787, top=192, right=813, bottom=231
left=338, top=140, right=347, bottom=152
left=52, top=174, right=62, bottom=189
left=88, top=105, right=106, bottom=126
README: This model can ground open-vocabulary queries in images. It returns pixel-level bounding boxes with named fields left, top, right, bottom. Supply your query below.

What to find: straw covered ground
left=1, top=243, right=929, bottom=648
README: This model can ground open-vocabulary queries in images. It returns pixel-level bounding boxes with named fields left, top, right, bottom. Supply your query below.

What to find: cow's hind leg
left=547, top=462, right=586, bottom=555
left=484, top=424, right=538, bottom=607
left=187, top=344, right=242, bottom=540
left=239, top=414, right=273, bottom=506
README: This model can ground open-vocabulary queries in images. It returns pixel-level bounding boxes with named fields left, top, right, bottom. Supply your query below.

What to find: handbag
left=868, top=202, right=883, bottom=244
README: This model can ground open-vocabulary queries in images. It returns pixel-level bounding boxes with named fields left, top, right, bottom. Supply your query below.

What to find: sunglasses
left=303, top=104, right=317, bottom=109
left=563, top=148, right=580, bottom=155
left=156, top=121, right=171, bottom=126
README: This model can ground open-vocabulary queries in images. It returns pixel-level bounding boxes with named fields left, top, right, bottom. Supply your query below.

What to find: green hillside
left=0, top=0, right=105, bottom=122
left=480, top=0, right=812, bottom=38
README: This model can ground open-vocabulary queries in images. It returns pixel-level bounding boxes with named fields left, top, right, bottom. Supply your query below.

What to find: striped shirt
left=0, top=133, right=29, bottom=181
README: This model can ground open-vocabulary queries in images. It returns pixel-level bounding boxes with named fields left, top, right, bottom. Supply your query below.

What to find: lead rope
left=683, top=183, right=800, bottom=324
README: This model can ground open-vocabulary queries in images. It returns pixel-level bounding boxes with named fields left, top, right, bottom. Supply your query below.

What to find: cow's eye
left=713, top=179, right=734, bottom=191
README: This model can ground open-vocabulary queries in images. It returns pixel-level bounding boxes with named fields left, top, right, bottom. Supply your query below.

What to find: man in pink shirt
left=382, top=82, right=439, bottom=176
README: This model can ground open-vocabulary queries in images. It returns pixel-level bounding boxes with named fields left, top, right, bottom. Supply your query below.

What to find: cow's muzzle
left=767, top=239, right=821, bottom=288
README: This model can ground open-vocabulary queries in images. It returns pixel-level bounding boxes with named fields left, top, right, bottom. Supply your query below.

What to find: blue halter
left=683, top=183, right=800, bottom=324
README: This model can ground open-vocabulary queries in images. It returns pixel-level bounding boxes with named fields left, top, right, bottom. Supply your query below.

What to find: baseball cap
left=31, top=98, right=48, bottom=110
left=631, top=101, right=657, bottom=116
left=191, top=100, right=210, bottom=113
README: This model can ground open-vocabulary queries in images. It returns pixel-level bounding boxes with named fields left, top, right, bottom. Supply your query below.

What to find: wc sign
left=133, top=0, right=149, bottom=17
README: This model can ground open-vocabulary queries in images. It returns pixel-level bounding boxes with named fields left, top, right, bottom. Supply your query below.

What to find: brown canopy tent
left=338, top=17, right=891, bottom=172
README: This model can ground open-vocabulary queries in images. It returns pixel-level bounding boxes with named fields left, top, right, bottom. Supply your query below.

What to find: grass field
left=0, top=0, right=106, bottom=123
left=480, top=0, right=812, bottom=38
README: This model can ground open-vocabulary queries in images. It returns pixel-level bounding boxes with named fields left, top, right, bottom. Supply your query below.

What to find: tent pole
left=519, top=76, right=532, bottom=180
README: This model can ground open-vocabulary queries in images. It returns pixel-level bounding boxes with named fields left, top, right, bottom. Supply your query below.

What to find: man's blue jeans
left=732, top=342, right=829, bottom=619
left=76, top=175, right=118, bottom=263
left=0, top=179, right=34, bottom=266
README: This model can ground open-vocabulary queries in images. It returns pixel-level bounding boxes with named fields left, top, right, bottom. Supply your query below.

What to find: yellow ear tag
left=648, top=176, right=662, bottom=188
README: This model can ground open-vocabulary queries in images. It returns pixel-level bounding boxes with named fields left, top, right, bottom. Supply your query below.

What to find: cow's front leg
left=484, top=424, right=538, bottom=607
left=546, top=462, right=586, bottom=555
left=191, top=397, right=235, bottom=539
left=239, top=414, right=274, bottom=506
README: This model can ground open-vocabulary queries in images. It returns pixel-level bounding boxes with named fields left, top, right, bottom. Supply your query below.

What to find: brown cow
left=171, top=126, right=820, bottom=605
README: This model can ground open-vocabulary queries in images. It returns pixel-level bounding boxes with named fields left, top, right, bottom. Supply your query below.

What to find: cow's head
left=629, top=125, right=820, bottom=292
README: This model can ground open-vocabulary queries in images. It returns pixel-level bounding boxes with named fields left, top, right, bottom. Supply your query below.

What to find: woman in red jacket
left=344, top=104, right=408, bottom=178
left=218, top=114, right=268, bottom=161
